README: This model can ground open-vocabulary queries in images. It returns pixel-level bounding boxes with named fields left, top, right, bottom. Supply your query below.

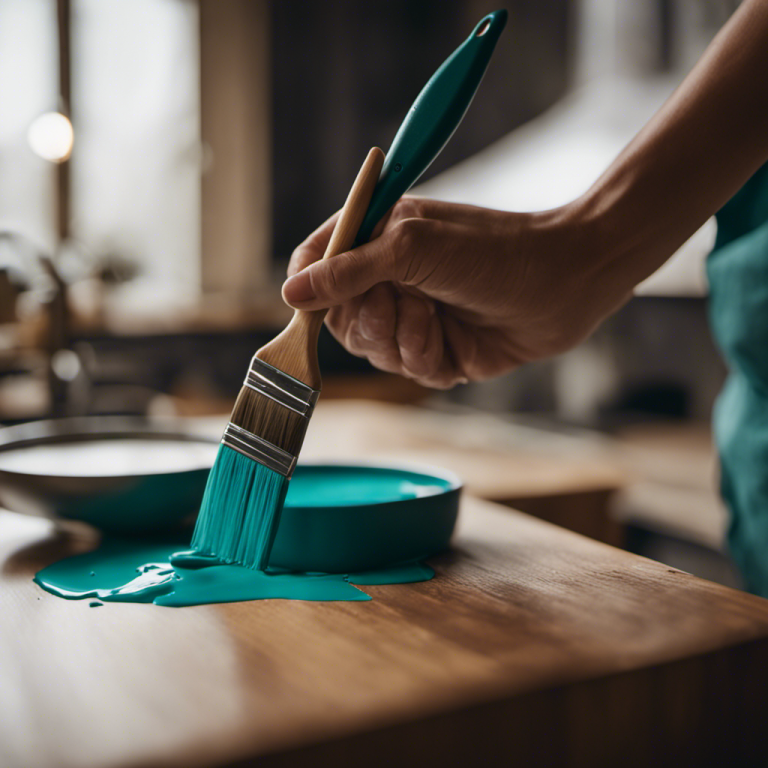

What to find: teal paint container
left=270, top=463, right=461, bottom=573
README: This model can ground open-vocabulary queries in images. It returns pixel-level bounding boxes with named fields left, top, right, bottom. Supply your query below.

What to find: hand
left=281, top=0, right=768, bottom=390
left=282, top=197, right=633, bottom=389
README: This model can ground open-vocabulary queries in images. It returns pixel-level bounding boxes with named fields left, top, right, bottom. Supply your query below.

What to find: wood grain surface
left=3, top=495, right=768, bottom=768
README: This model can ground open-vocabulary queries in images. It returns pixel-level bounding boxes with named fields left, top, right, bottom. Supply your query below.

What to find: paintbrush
left=192, top=148, right=383, bottom=568
left=192, top=10, right=508, bottom=569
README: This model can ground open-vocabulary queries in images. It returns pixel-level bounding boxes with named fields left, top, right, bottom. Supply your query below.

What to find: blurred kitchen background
left=0, top=0, right=745, bottom=585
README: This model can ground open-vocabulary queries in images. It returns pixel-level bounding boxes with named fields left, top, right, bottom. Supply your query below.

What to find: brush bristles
left=230, top=386, right=310, bottom=458
left=189, top=385, right=309, bottom=570
left=192, top=444, right=289, bottom=570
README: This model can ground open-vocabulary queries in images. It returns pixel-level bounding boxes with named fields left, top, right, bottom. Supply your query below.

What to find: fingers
left=282, top=234, right=400, bottom=309
left=358, top=283, right=397, bottom=342
left=341, top=317, right=403, bottom=376
left=395, top=293, right=439, bottom=379
left=325, top=287, right=463, bottom=388
left=287, top=211, right=342, bottom=277
left=326, top=288, right=402, bottom=374
left=374, top=196, right=507, bottom=236
left=284, top=198, right=478, bottom=309
left=287, top=197, right=410, bottom=281
left=287, top=196, right=500, bottom=287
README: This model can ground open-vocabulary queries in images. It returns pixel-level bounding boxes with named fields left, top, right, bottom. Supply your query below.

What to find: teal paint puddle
left=34, top=537, right=434, bottom=607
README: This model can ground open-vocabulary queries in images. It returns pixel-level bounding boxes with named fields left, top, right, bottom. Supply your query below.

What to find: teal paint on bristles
left=190, top=147, right=386, bottom=570
left=192, top=445, right=290, bottom=569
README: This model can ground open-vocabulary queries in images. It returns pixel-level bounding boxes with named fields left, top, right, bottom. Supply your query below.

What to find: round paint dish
left=0, top=417, right=219, bottom=534
left=271, top=463, right=461, bottom=573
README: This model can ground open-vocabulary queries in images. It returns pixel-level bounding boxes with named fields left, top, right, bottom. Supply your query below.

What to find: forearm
left=574, top=0, right=768, bottom=291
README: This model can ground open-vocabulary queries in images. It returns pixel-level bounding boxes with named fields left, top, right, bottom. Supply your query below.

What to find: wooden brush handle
left=299, top=145, right=385, bottom=328
left=320, top=147, right=385, bottom=263
left=257, top=147, right=385, bottom=389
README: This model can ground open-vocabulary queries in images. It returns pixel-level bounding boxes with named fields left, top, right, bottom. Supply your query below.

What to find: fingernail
left=283, top=270, right=315, bottom=303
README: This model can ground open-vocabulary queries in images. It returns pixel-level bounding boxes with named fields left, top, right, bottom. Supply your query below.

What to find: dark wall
left=270, top=0, right=571, bottom=262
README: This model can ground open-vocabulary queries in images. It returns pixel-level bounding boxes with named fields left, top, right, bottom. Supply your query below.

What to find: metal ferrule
left=244, top=358, right=320, bottom=417
left=221, top=423, right=297, bottom=478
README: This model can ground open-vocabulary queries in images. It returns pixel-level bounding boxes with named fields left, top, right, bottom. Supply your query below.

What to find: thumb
left=282, top=238, right=398, bottom=310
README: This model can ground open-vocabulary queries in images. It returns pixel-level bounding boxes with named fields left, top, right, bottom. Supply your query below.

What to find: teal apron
left=708, top=163, right=768, bottom=596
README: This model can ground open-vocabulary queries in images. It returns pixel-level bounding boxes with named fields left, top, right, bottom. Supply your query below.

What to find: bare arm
left=581, top=0, right=768, bottom=292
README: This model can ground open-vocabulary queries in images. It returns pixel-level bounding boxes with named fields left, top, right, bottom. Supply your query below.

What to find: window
left=0, top=0, right=201, bottom=311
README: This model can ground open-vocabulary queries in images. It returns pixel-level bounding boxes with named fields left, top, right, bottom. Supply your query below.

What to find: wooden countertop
left=2, top=495, right=768, bottom=767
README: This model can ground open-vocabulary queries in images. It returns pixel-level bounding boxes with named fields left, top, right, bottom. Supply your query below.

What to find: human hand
left=282, top=197, right=632, bottom=389
left=283, top=0, right=768, bottom=389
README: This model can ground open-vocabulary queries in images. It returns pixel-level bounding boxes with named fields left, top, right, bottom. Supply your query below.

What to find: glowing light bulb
left=27, top=112, right=74, bottom=163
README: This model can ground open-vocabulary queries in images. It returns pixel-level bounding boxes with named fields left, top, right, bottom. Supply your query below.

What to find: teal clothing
left=708, top=163, right=768, bottom=596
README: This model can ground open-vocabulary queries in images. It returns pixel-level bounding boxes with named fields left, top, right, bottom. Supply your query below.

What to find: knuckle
left=360, top=313, right=393, bottom=341
left=393, top=197, right=424, bottom=221
left=399, top=331, right=425, bottom=355
left=392, top=218, right=423, bottom=253
left=313, top=259, right=344, bottom=301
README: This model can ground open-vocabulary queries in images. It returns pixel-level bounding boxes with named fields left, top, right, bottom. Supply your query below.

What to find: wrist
left=526, top=197, right=627, bottom=286
left=523, top=195, right=639, bottom=331
left=563, top=179, right=667, bottom=298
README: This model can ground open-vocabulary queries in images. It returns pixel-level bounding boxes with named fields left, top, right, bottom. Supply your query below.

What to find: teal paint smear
left=192, top=445, right=289, bottom=570
left=34, top=537, right=434, bottom=607
left=34, top=538, right=179, bottom=600
left=154, top=567, right=369, bottom=607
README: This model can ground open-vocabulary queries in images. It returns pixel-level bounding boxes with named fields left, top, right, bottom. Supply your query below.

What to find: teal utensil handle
left=355, top=9, right=507, bottom=244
